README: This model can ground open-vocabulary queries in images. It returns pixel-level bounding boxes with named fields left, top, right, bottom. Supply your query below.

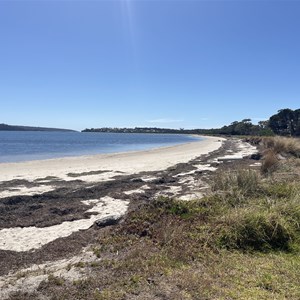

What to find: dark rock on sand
left=94, top=215, right=122, bottom=228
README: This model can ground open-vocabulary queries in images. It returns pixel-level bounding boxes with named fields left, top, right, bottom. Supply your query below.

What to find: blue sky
left=0, top=0, right=300, bottom=131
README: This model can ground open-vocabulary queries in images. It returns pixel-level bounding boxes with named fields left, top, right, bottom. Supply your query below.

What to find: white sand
left=124, top=185, right=150, bottom=195
left=0, top=196, right=129, bottom=252
left=0, top=136, right=224, bottom=183
left=0, top=185, right=54, bottom=198
left=140, top=175, right=158, bottom=182
left=174, top=164, right=217, bottom=178
left=178, top=175, right=195, bottom=184
left=216, top=140, right=257, bottom=160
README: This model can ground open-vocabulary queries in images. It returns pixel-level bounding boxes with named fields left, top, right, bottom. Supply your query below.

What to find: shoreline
left=0, top=136, right=224, bottom=183
left=0, top=132, right=202, bottom=164
left=0, top=133, right=203, bottom=165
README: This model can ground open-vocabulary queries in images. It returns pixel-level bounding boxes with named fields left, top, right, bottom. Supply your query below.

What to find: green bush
left=217, top=209, right=294, bottom=251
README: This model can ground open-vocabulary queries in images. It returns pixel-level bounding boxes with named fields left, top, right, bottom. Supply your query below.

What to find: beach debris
left=250, top=153, right=262, bottom=160
left=94, top=215, right=122, bottom=228
left=130, top=177, right=144, bottom=183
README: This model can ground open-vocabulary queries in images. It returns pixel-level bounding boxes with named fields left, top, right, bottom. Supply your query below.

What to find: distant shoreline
left=0, top=123, right=76, bottom=132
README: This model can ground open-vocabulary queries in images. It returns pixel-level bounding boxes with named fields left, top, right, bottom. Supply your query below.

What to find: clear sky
left=0, top=0, right=300, bottom=131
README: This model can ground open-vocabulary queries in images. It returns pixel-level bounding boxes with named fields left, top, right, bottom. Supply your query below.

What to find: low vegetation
left=262, top=136, right=300, bottom=157
left=9, top=136, right=300, bottom=299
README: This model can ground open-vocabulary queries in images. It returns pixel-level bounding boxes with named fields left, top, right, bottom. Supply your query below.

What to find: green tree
left=269, top=108, right=299, bottom=136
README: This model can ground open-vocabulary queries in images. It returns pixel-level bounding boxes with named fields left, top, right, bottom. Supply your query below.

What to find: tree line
left=82, top=108, right=300, bottom=137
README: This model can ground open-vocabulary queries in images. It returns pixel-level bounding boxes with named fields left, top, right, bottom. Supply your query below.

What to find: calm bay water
left=0, top=131, right=201, bottom=163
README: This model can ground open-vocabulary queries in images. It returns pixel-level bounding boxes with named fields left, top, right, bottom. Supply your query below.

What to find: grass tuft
left=261, top=149, right=279, bottom=175
left=262, top=136, right=300, bottom=158
left=217, top=209, right=294, bottom=251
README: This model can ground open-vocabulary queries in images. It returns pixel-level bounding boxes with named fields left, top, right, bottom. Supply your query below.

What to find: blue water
left=0, top=131, right=201, bottom=163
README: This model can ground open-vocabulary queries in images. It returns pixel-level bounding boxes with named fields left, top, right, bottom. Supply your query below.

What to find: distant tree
left=241, top=118, right=252, bottom=123
left=235, top=121, right=252, bottom=135
left=258, top=120, right=268, bottom=128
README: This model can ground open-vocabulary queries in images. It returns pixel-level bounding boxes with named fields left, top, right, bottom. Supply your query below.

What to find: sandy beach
left=0, top=136, right=224, bottom=183
left=0, top=136, right=228, bottom=251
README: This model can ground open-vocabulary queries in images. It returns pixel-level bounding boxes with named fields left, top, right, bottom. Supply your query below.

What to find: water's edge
left=0, top=132, right=202, bottom=163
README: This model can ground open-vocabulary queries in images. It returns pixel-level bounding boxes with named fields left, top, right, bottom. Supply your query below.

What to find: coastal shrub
left=261, top=149, right=279, bottom=175
left=211, top=169, right=260, bottom=204
left=214, top=176, right=300, bottom=251
left=217, top=209, right=294, bottom=251
left=263, top=182, right=298, bottom=199
left=262, top=136, right=300, bottom=157
left=273, top=198, right=300, bottom=231
left=120, top=197, right=208, bottom=240
left=235, top=169, right=259, bottom=194
left=213, top=169, right=259, bottom=193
